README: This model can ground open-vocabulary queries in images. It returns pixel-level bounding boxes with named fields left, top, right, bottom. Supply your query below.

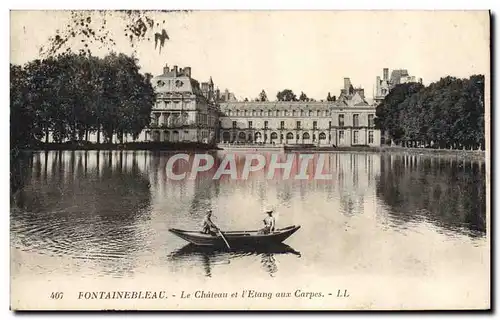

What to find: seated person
left=260, top=209, right=276, bottom=234
left=201, top=210, right=218, bottom=235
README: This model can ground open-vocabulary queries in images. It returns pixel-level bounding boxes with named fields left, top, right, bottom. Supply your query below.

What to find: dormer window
left=157, top=80, right=165, bottom=87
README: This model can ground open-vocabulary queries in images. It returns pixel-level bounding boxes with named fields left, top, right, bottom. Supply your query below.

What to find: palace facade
left=219, top=77, right=380, bottom=147
left=139, top=65, right=381, bottom=147
left=137, top=65, right=220, bottom=143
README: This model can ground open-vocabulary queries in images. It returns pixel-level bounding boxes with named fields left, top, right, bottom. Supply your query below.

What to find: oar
left=213, top=223, right=231, bottom=249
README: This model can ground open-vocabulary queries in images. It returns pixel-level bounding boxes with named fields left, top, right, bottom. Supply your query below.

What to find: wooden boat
left=169, top=225, right=300, bottom=248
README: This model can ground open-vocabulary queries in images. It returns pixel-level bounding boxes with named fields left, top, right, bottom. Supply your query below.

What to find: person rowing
left=260, top=208, right=276, bottom=234
left=201, top=210, right=219, bottom=235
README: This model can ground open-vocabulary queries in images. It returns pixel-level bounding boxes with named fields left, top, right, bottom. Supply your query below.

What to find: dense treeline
left=375, top=75, right=485, bottom=149
left=10, top=52, right=155, bottom=151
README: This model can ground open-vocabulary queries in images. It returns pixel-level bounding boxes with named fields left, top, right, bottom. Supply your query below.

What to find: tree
left=327, top=92, right=336, bottom=102
left=39, top=10, right=181, bottom=57
left=10, top=52, right=155, bottom=147
left=375, top=82, right=424, bottom=144
left=375, top=75, right=484, bottom=149
left=276, top=89, right=297, bottom=102
left=299, top=91, right=309, bottom=102
left=258, top=90, right=268, bottom=102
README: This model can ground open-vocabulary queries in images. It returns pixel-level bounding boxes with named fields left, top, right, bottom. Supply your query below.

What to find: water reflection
left=376, top=153, right=486, bottom=237
left=10, top=150, right=486, bottom=280
left=168, top=243, right=301, bottom=277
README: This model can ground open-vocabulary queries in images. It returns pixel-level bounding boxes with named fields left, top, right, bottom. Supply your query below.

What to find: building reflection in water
left=12, top=150, right=486, bottom=279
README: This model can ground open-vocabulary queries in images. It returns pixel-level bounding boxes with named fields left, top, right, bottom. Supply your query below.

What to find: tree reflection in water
left=168, top=244, right=301, bottom=277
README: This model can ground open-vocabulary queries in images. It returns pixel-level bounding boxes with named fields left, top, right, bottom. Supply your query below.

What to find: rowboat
left=169, top=225, right=300, bottom=248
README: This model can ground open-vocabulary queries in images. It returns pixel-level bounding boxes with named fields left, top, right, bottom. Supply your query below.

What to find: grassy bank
left=379, top=146, right=486, bottom=162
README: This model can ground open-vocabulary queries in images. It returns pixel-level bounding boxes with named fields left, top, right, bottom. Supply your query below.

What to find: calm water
left=11, top=151, right=487, bottom=282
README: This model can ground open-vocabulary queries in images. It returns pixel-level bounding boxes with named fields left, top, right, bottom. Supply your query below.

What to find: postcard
left=10, top=10, right=490, bottom=310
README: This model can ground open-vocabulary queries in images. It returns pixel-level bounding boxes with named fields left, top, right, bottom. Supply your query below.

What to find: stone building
left=374, top=68, right=422, bottom=105
left=138, top=65, right=220, bottom=143
left=218, top=77, right=380, bottom=147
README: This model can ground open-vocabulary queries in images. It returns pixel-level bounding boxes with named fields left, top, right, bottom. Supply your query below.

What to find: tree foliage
left=375, top=76, right=485, bottom=149
left=299, top=91, right=309, bottom=102
left=10, top=53, right=155, bottom=148
left=39, top=10, right=185, bottom=57
left=276, top=89, right=297, bottom=102
left=258, top=90, right=268, bottom=102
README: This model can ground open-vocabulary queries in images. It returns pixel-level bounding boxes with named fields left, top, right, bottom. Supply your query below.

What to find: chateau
left=219, top=77, right=379, bottom=146
left=139, top=64, right=383, bottom=147
left=138, top=65, right=219, bottom=144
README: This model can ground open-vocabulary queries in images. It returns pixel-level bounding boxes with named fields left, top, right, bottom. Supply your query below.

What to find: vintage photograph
left=10, top=10, right=489, bottom=310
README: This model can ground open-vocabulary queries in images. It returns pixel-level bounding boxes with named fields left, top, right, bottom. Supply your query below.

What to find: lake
left=10, top=150, right=489, bottom=309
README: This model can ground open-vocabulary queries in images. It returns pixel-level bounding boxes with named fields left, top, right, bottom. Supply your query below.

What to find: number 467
left=50, top=292, right=64, bottom=299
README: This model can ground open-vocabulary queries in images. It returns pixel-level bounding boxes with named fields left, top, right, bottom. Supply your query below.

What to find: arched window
left=286, top=132, right=294, bottom=140
left=319, top=132, right=326, bottom=140
left=303, top=132, right=310, bottom=140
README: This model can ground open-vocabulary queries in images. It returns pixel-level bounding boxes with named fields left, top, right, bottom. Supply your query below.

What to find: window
left=260, top=110, right=263, bottom=116
left=313, top=121, right=317, bottom=130
left=280, top=121, right=285, bottom=129
left=353, top=130, right=359, bottom=144
left=232, top=121, right=237, bottom=129
left=300, top=110, right=304, bottom=117
left=248, top=121, right=253, bottom=129
left=292, top=110, right=296, bottom=116
left=338, top=114, right=345, bottom=127
left=308, top=110, right=312, bottom=116
left=368, top=131, right=374, bottom=144
left=227, top=110, right=232, bottom=116
left=316, top=110, right=320, bottom=116
left=264, top=121, right=268, bottom=129
left=296, top=121, right=301, bottom=129
left=353, top=114, right=359, bottom=127
left=329, top=121, right=332, bottom=129
left=368, top=114, right=375, bottom=127
left=339, top=130, right=344, bottom=140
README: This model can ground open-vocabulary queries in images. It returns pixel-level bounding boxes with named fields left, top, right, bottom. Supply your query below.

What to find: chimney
left=333, top=95, right=336, bottom=102
left=344, top=77, right=351, bottom=93
left=376, top=76, right=381, bottom=95
left=173, top=65, right=178, bottom=76
left=383, top=68, right=389, bottom=81
left=419, top=77, right=423, bottom=84
left=183, top=67, right=191, bottom=77
left=163, top=64, right=170, bottom=74
left=179, top=67, right=183, bottom=74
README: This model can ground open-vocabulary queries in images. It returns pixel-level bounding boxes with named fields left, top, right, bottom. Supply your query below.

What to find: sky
left=10, top=10, right=490, bottom=101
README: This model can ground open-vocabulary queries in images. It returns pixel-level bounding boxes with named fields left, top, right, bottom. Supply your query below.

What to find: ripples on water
left=11, top=151, right=487, bottom=279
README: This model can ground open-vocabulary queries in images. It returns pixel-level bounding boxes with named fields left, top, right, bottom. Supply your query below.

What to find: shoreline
left=14, top=143, right=485, bottom=161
